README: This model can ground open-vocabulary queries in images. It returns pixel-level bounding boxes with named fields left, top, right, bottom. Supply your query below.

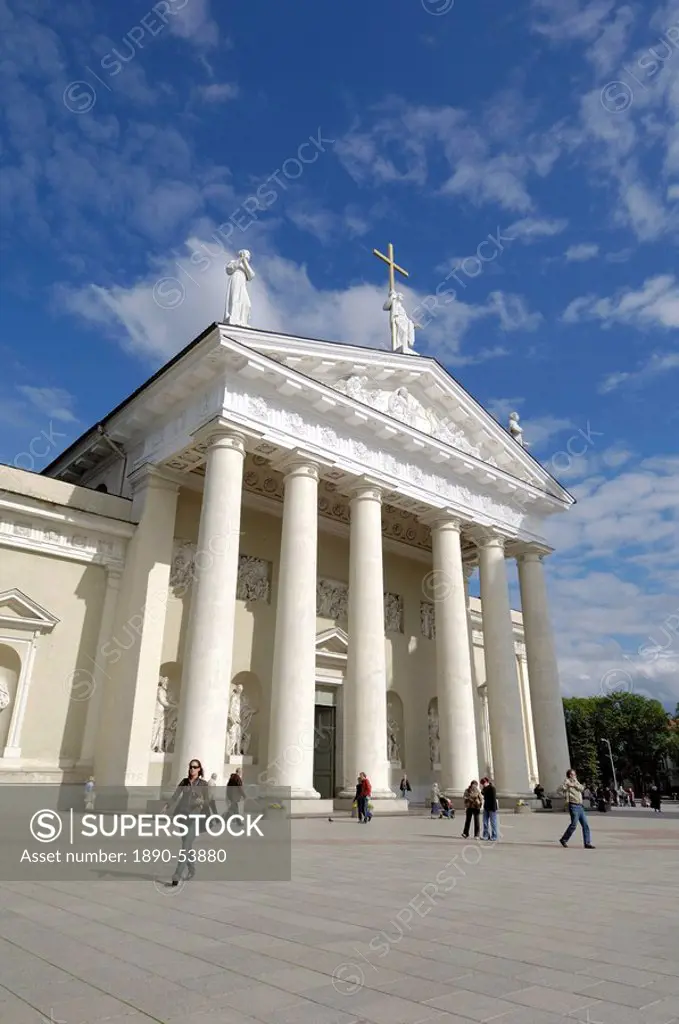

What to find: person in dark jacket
left=226, top=767, right=243, bottom=817
left=649, top=785, right=662, bottom=813
left=480, top=777, right=499, bottom=841
left=461, top=781, right=482, bottom=839
left=163, top=758, right=209, bottom=885
left=357, top=773, right=372, bottom=823
left=399, top=774, right=412, bottom=803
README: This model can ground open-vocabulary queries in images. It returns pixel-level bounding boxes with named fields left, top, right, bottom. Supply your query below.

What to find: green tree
left=595, top=692, right=670, bottom=789
left=562, top=692, right=672, bottom=791
left=563, top=697, right=599, bottom=784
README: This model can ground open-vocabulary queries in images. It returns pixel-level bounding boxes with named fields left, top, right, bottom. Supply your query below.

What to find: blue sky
left=1, top=0, right=677, bottom=709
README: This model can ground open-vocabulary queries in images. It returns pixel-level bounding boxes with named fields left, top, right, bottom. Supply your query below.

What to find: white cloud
left=335, top=96, right=564, bottom=214
left=60, top=232, right=533, bottom=366
left=196, top=83, right=239, bottom=103
left=562, top=275, right=679, bottom=328
left=15, top=386, right=78, bottom=422
left=531, top=0, right=617, bottom=43
left=167, top=0, right=219, bottom=48
left=599, top=351, right=679, bottom=392
left=506, top=217, right=569, bottom=242
left=564, top=242, right=599, bottom=261
left=544, top=452, right=679, bottom=705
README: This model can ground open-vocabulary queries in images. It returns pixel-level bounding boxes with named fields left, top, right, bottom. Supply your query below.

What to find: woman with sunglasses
left=163, top=758, right=209, bottom=886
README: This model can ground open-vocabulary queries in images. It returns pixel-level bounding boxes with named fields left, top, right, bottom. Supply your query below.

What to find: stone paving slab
left=0, top=808, right=676, bottom=1023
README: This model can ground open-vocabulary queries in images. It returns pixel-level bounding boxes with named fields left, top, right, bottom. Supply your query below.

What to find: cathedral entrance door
left=313, top=705, right=336, bottom=800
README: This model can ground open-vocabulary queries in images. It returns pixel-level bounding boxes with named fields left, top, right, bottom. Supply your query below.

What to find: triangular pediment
left=0, top=590, right=59, bottom=632
left=315, top=626, right=349, bottom=658
left=222, top=326, right=570, bottom=501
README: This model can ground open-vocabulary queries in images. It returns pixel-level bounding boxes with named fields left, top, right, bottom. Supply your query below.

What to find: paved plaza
left=0, top=808, right=678, bottom=1024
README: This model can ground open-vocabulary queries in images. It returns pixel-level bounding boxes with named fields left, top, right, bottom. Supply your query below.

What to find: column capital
left=347, top=477, right=382, bottom=503
left=475, top=531, right=507, bottom=552
left=516, top=545, right=552, bottom=564
left=192, top=417, right=246, bottom=453
left=271, top=450, right=322, bottom=481
left=423, top=510, right=464, bottom=533
left=462, top=562, right=476, bottom=582
left=127, top=464, right=180, bottom=496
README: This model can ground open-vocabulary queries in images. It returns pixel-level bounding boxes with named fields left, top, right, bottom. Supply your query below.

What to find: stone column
left=80, top=567, right=123, bottom=765
left=341, top=482, right=393, bottom=800
left=517, top=549, right=570, bottom=793
left=516, top=644, right=539, bottom=788
left=431, top=518, right=478, bottom=795
left=95, top=468, right=179, bottom=788
left=477, top=534, right=531, bottom=797
left=267, top=458, right=321, bottom=802
left=464, top=564, right=490, bottom=778
left=174, top=428, right=245, bottom=784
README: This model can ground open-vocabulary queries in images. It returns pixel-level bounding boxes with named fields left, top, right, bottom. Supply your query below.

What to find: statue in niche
left=428, top=703, right=440, bottom=768
left=387, top=720, right=401, bottom=763
left=151, top=676, right=178, bottom=753
left=224, top=250, right=255, bottom=326
left=226, top=682, right=258, bottom=756
left=0, top=679, right=10, bottom=712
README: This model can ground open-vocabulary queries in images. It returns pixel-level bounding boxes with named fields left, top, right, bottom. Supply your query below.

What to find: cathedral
left=0, top=256, right=574, bottom=812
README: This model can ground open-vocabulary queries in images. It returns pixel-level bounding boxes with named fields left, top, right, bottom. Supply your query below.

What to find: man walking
left=559, top=768, right=595, bottom=848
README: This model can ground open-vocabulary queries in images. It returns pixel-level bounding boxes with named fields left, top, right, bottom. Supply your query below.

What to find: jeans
left=462, top=808, right=480, bottom=837
left=561, top=803, right=592, bottom=846
left=172, top=831, right=197, bottom=881
left=357, top=795, right=369, bottom=821
left=482, top=809, right=498, bottom=840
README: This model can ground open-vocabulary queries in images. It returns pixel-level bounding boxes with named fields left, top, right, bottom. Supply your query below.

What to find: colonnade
left=100, top=425, right=570, bottom=798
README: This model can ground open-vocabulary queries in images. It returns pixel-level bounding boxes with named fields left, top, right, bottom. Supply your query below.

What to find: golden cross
left=373, top=242, right=408, bottom=293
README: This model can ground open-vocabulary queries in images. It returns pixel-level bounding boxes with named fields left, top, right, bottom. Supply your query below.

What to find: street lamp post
left=603, top=737, right=618, bottom=792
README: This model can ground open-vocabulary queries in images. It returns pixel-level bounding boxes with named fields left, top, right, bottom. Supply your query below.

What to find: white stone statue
left=224, top=250, right=255, bottom=326
left=508, top=411, right=528, bottom=447
left=227, top=682, right=258, bottom=756
left=387, top=720, right=401, bottom=763
left=428, top=703, right=440, bottom=768
left=0, top=679, right=10, bottom=712
left=383, top=290, right=417, bottom=354
left=150, top=676, right=178, bottom=753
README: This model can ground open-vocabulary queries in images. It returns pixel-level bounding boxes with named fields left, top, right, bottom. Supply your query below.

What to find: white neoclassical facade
left=0, top=322, right=573, bottom=811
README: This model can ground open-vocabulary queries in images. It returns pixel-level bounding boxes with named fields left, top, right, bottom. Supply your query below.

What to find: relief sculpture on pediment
left=333, top=375, right=482, bottom=458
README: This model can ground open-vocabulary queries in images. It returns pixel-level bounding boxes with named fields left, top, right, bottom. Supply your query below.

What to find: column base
left=289, top=798, right=334, bottom=817
left=496, top=791, right=537, bottom=807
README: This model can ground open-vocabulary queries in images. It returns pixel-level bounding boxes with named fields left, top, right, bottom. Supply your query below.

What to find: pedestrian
left=430, top=781, right=443, bottom=818
left=480, top=777, right=499, bottom=841
left=461, top=780, right=482, bottom=839
left=627, top=786, right=636, bottom=807
left=353, top=775, right=362, bottom=820
left=226, top=766, right=243, bottom=817
left=357, top=772, right=372, bottom=823
left=649, top=785, right=662, bottom=813
left=399, top=773, right=412, bottom=803
left=163, top=758, right=209, bottom=886
left=207, top=772, right=219, bottom=815
left=439, top=794, right=454, bottom=818
left=84, top=776, right=96, bottom=812
left=559, top=768, right=595, bottom=849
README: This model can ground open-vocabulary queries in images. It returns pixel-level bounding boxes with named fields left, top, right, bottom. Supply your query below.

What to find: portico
left=0, top=320, right=574, bottom=807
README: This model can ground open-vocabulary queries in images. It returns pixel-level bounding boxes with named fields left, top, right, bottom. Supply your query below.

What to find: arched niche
left=226, top=670, right=261, bottom=762
left=386, top=691, right=405, bottom=767
left=0, top=644, right=22, bottom=752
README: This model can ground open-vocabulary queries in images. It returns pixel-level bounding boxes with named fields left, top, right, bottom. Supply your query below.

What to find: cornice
left=0, top=493, right=132, bottom=569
